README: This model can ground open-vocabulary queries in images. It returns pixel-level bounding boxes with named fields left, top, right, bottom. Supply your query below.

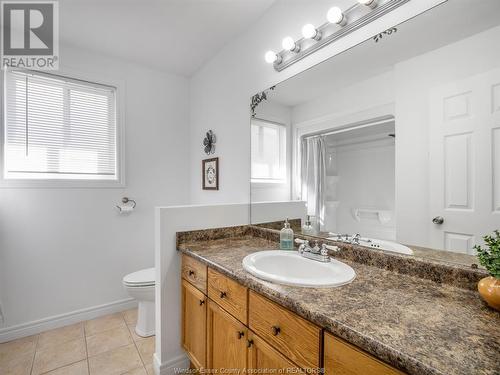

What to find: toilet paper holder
left=116, top=197, right=137, bottom=213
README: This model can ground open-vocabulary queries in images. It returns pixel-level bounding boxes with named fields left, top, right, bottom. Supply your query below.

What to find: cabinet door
left=207, top=300, right=248, bottom=371
left=324, top=333, right=404, bottom=375
left=182, top=280, right=207, bottom=369
left=247, top=331, right=302, bottom=373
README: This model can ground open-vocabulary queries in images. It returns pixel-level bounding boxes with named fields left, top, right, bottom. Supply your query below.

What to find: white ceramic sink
left=242, top=250, right=356, bottom=288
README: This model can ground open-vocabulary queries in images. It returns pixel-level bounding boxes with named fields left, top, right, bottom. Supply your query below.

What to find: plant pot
left=478, top=276, right=500, bottom=311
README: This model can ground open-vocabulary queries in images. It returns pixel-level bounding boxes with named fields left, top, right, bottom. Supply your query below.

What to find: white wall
left=335, top=138, right=396, bottom=240
left=189, top=0, right=445, bottom=205
left=0, top=44, right=190, bottom=339
left=250, top=201, right=306, bottom=224
left=291, top=71, right=395, bottom=125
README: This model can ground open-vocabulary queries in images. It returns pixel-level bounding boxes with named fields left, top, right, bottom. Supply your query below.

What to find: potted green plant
left=474, top=230, right=500, bottom=311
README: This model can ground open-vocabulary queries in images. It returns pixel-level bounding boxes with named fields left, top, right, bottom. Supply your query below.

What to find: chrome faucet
left=311, top=240, right=321, bottom=254
left=297, top=239, right=311, bottom=254
left=351, top=233, right=361, bottom=245
left=353, top=234, right=372, bottom=244
left=331, top=233, right=371, bottom=245
left=335, top=234, right=351, bottom=242
left=294, top=239, right=339, bottom=263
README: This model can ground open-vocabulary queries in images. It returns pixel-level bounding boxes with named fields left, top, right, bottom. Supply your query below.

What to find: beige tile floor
left=0, top=308, right=155, bottom=375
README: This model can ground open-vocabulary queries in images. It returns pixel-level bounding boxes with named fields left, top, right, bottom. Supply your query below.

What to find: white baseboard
left=0, top=298, right=137, bottom=343
left=153, top=352, right=189, bottom=375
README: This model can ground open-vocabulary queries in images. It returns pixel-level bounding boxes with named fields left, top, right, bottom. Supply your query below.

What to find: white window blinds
left=251, top=119, right=287, bottom=182
left=3, top=70, right=117, bottom=180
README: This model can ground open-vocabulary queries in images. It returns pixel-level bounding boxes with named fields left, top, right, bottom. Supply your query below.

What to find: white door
left=429, top=68, right=500, bottom=254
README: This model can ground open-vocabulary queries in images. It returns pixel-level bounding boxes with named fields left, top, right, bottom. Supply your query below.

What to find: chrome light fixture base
left=273, top=0, right=410, bottom=72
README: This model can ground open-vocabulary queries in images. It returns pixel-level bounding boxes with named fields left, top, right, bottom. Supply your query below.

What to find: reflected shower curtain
left=300, top=136, right=326, bottom=229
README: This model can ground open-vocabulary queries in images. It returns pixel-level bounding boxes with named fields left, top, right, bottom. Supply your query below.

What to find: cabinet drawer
left=324, top=333, right=405, bottom=375
left=182, top=255, right=207, bottom=293
left=249, top=291, right=321, bottom=370
left=208, top=268, right=248, bottom=324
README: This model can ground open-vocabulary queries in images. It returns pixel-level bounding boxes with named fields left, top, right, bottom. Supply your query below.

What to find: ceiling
left=269, top=0, right=500, bottom=107
left=59, top=0, right=276, bottom=77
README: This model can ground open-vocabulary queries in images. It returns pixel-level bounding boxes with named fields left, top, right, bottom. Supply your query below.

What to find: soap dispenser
left=302, top=215, right=314, bottom=236
left=280, top=218, right=294, bottom=250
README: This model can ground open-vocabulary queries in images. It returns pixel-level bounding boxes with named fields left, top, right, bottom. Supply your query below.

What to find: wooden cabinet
left=182, top=255, right=207, bottom=293
left=180, top=255, right=406, bottom=375
left=208, top=268, right=248, bottom=324
left=181, top=280, right=207, bottom=369
left=207, top=300, right=248, bottom=371
left=249, top=291, right=321, bottom=370
left=247, top=331, right=302, bottom=373
left=324, top=333, right=404, bottom=375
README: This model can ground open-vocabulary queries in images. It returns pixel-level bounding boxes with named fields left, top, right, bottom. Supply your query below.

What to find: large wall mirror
left=250, top=0, right=500, bottom=267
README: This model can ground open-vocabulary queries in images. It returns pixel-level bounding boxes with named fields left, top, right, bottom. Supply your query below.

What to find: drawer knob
left=237, top=331, right=245, bottom=339
left=220, top=291, right=227, bottom=299
left=271, top=326, right=281, bottom=336
left=199, top=299, right=205, bottom=306
left=188, top=270, right=195, bottom=276
left=247, top=339, right=254, bottom=348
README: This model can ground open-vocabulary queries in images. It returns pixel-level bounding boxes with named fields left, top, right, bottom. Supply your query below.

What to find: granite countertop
left=409, top=244, right=481, bottom=268
left=178, top=235, right=500, bottom=375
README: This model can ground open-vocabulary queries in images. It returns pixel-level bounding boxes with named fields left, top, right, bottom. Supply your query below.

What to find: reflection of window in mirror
left=251, top=119, right=286, bottom=183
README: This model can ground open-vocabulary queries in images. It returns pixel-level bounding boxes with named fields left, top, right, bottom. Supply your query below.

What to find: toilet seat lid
left=123, top=268, right=155, bottom=286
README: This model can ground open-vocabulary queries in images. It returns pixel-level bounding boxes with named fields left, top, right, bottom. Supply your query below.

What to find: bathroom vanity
left=178, top=225, right=499, bottom=375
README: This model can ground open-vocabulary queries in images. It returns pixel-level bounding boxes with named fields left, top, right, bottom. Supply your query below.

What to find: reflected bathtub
left=327, top=235, right=413, bottom=255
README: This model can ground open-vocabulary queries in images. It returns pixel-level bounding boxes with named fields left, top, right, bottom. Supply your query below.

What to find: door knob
left=220, top=291, right=227, bottom=299
left=432, top=216, right=444, bottom=225
left=236, top=331, right=245, bottom=339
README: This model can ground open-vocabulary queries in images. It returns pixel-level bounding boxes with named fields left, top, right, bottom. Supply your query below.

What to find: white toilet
left=123, top=268, right=155, bottom=337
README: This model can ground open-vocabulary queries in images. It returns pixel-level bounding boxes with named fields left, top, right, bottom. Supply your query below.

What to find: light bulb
left=264, top=50, right=279, bottom=64
left=282, top=36, right=300, bottom=53
left=358, top=0, right=377, bottom=8
left=282, top=36, right=295, bottom=50
left=327, top=7, right=346, bottom=26
left=302, top=24, right=320, bottom=40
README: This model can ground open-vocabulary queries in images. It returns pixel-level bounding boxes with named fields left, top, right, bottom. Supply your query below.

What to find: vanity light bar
left=265, top=0, right=410, bottom=72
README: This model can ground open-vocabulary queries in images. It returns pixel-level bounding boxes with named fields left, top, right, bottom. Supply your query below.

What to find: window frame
left=251, top=118, right=287, bottom=185
left=0, top=67, right=125, bottom=188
